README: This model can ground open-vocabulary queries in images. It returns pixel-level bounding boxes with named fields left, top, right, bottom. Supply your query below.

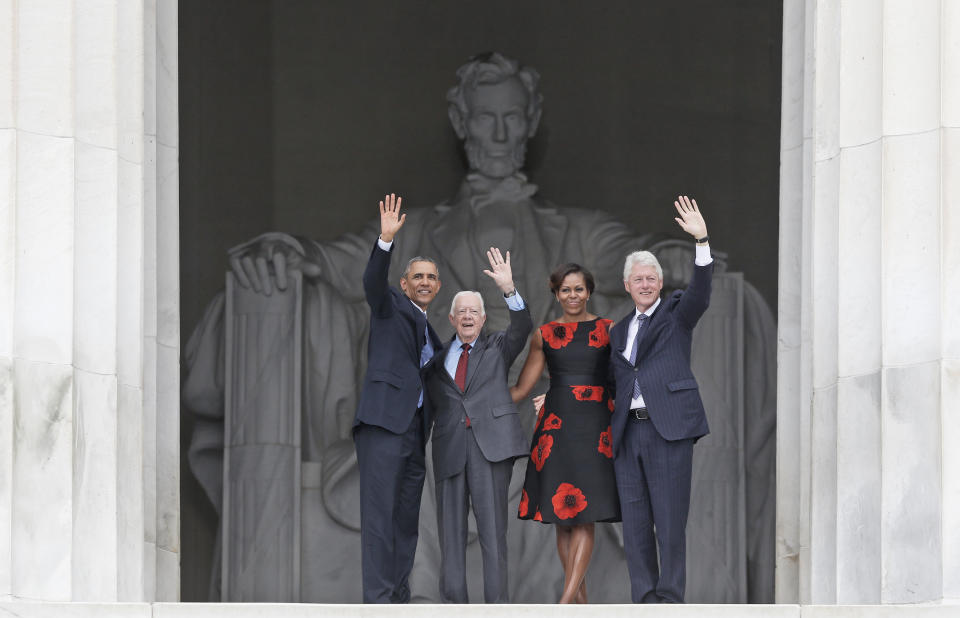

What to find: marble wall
left=0, top=0, right=180, bottom=602
left=777, top=0, right=959, bottom=605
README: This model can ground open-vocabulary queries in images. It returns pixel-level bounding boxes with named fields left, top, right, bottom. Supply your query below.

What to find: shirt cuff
left=505, top=290, right=526, bottom=311
left=695, top=243, right=713, bottom=266
left=377, top=237, right=393, bottom=251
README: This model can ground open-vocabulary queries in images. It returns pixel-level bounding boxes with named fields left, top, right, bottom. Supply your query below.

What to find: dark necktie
left=630, top=314, right=648, bottom=399
left=455, top=343, right=471, bottom=391
left=455, top=343, right=472, bottom=426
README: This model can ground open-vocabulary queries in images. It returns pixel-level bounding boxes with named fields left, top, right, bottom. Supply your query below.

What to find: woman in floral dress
left=511, top=263, right=620, bottom=603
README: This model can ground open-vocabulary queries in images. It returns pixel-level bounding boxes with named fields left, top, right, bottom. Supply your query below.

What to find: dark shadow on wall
left=179, top=0, right=782, bottom=602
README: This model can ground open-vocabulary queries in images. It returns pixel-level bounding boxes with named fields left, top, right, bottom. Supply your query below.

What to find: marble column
left=0, top=0, right=180, bottom=602
left=778, top=0, right=959, bottom=605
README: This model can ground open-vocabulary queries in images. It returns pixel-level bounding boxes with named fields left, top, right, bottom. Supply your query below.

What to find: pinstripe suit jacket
left=608, top=262, right=713, bottom=455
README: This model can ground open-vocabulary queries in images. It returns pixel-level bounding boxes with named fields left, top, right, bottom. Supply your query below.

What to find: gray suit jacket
left=425, top=303, right=533, bottom=481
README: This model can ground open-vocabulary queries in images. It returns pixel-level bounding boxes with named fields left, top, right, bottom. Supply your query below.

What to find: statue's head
left=447, top=52, right=543, bottom=179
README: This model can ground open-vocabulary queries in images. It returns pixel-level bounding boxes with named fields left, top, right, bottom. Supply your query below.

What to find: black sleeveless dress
left=518, top=318, right=621, bottom=524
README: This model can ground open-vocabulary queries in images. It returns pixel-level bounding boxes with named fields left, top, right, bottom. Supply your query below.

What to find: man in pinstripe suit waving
left=608, top=195, right=712, bottom=604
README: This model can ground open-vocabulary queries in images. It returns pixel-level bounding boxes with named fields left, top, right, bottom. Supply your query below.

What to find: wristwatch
left=695, top=235, right=710, bottom=245
left=503, top=289, right=517, bottom=298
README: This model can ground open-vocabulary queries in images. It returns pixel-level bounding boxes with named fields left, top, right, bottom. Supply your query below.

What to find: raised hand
left=673, top=195, right=708, bottom=240
left=482, top=247, right=515, bottom=294
left=379, top=193, right=406, bottom=243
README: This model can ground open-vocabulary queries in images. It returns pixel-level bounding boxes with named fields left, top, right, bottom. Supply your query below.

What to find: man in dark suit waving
left=608, top=195, right=713, bottom=604
left=424, top=247, right=532, bottom=603
left=354, top=193, right=444, bottom=603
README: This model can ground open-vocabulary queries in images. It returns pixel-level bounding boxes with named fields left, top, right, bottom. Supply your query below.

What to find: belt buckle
left=631, top=407, right=648, bottom=421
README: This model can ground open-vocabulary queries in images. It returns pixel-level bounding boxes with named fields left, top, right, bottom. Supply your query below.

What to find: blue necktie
left=418, top=316, right=433, bottom=407
left=630, top=313, right=648, bottom=399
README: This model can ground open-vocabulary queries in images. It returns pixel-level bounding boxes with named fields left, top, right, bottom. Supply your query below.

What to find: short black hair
left=549, top=263, right=595, bottom=295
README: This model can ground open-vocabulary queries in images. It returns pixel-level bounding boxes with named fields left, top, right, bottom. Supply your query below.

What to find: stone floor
left=1, top=603, right=959, bottom=618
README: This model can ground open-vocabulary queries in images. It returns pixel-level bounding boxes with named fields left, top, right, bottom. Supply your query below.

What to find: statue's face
left=464, top=77, right=531, bottom=179
left=624, top=263, right=663, bottom=313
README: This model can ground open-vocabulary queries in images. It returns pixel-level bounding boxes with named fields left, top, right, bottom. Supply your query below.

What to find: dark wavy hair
left=549, top=263, right=595, bottom=295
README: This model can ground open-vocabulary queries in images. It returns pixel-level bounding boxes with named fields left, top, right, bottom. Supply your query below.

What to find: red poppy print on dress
left=543, top=413, right=562, bottom=431
left=540, top=322, right=577, bottom=349
left=571, top=385, right=605, bottom=402
left=552, top=483, right=588, bottom=520
left=518, top=488, right=529, bottom=517
left=607, top=398, right=615, bottom=413
left=534, top=509, right=543, bottom=522
left=588, top=319, right=612, bottom=348
left=598, top=426, right=613, bottom=458
left=531, top=434, right=554, bottom=471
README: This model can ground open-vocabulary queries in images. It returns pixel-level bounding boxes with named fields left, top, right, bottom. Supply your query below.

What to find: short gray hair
left=449, top=290, right=486, bottom=317
left=622, top=251, right=663, bottom=281
left=402, top=256, right=438, bottom=279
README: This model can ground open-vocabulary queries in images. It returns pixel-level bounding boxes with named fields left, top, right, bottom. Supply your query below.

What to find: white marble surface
left=13, top=132, right=74, bottom=366
left=0, top=129, right=14, bottom=358
left=943, top=359, right=960, bottom=601
left=837, top=141, right=881, bottom=377
left=881, top=131, right=941, bottom=366
left=0, top=602, right=957, bottom=618
left=12, top=360, right=73, bottom=601
left=118, top=383, right=145, bottom=602
left=0, top=0, right=12, bottom=126
left=881, top=362, right=941, bottom=603
left=944, top=0, right=960, bottom=128
left=811, top=156, right=839, bottom=390
left=75, top=0, right=118, bottom=149
left=16, top=0, right=73, bottom=135
left=838, top=0, right=881, bottom=148
left=156, top=0, right=177, bottom=150
left=118, top=157, right=144, bottom=389
left=809, top=385, right=837, bottom=604
left=835, top=372, right=881, bottom=603
left=0, top=357, right=12, bottom=595
left=156, top=343, right=179, bottom=557
left=73, top=370, right=119, bottom=600
left=117, top=0, right=145, bottom=165
left=74, top=142, right=118, bottom=375
left=156, top=143, right=179, bottom=350
left=944, top=128, right=960, bottom=358
left=881, top=0, right=940, bottom=135
left=813, top=0, right=840, bottom=162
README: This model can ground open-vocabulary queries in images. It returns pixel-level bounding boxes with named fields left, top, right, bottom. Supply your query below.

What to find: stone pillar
left=778, top=0, right=958, bottom=605
left=0, top=0, right=179, bottom=602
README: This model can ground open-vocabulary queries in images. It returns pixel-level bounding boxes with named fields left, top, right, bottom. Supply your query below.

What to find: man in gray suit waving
left=424, top=247, right=533, bottom=603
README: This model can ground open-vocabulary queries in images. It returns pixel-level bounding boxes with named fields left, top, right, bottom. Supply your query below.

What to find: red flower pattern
left=531, top=434, right=554, bottom=471
left=588, top=319, right=613, bottom=348
left=543, top=413, right=562, bottom=431
left=541, top=322, right=577, bottom=349
left=534, top=509, right=543, bottom=522
left=535, top=404, right=546, bottom=432
left=571, top=385, right=605, bottom=402
left=518, top=488, right=529, bottom=517
left=552, top=483, right=588, bottom=519
left=598, top=426, right=613, bottom=458
left=607, top=398, right=615, bottom=412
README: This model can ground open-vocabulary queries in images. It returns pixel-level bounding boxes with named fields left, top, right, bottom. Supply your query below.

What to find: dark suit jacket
left=354, top=242, right=442, bottom=435
left=425, top=303, right=533, bottom=481
left=609, top=262, right=714, bottom=455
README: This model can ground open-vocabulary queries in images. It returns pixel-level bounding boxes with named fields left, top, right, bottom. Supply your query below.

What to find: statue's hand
left=228, top=232, right=321, bottom=295
left=482, top=247, right=515, bottom=294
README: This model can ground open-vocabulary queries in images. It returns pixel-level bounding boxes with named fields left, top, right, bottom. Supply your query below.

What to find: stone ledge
left=0, top=602, right=956, bottom=618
